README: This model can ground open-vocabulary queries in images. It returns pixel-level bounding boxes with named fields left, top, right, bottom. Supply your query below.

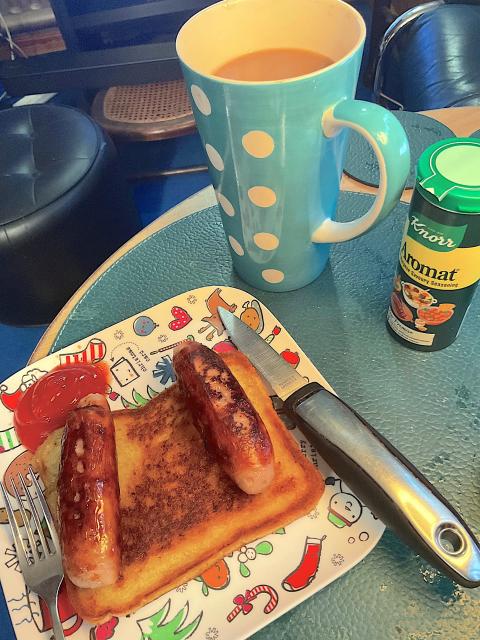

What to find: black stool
left=0, top=105, right=141, bottom=326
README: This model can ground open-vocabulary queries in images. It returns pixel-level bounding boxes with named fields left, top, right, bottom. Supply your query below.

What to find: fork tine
left=28, top=466, right=61, bottom=551
left=0, top=482, right=30, bottom=570
left=20, top=473, right=51, bottom=558
left=10, top=478, right=38, bottom=561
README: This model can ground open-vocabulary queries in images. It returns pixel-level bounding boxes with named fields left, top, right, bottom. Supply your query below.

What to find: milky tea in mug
left=177, top=0, right=410, bottom=291
left=214, top=48, right=334, bottom=81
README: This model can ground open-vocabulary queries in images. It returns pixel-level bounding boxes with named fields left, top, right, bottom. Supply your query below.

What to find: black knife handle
left=284, top=382, right=480, bottom=587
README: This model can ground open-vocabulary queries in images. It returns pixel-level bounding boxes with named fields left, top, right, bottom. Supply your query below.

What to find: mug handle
left=312, top=99, right=410, bottom=243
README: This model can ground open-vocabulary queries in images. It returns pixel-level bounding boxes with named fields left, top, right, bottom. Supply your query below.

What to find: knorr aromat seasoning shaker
left=387, top=138, right=480, bottom=351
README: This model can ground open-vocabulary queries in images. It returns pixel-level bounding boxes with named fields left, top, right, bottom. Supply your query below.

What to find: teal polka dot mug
left=177, top=0, right=410, bottom=292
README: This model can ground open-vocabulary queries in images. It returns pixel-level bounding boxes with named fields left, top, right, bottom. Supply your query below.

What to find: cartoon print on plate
left=168, top=307, right=192, bottom=331
left=282, top=536, right=326, bottom=592
left=264, top=325, right=281, bottom=345
left=3, top=451, right=34, bottom=495
left=0, top=369, right=47, bottom=413
left=90, top=617, right=119, bottom=640
left=239, top=300, right=264, bottom=333
left=176, top=583, right=188, bottom=594
left=226, top=585, right=278, bottom=622
left=195, top=560, right=230, bottom=596
left=331, top=553, right=345, bottom=566
left=153, top=356, right=176, bottom=386
left=134, top=316, right=159, bottom=337
left=0, top=451, right=35, bottom=525
left=198, top=288, right=237, bottom=341
left=0, top=425, right=20, bottom=454
left=325, top=477, right=363, bottom=528
left=137, top=600, right=202, bottom=640
left=112, top=344, right=150, bottom=378
left=237, top=541, right=273, bottom=578
left=34, top=584, right=83, bottom=637
left=7, top=591, right=34, bottom=627
left=205, top=627, right=219, bottom=640
left=8, top=585, right=83, bottom=636
left=0, top=285, right=384, bottom=640
left=150, top=336, right=194, bottom=356
left=110, top=357, right=140, bottom=387
left=280, top=349, right=300, bottom=369
left=59, top=338, right=106, bottom=366
left=4, top=544, right=20, bottom=570
left=121, top=385, right=159, bottom=409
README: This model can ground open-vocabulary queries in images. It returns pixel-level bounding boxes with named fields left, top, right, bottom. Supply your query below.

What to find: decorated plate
left=0, top=286, right=384, bottom=640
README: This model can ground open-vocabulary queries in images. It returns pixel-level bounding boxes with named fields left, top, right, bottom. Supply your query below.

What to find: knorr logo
left=410, top=216, right=455, bottom=246
left=407, top=213, right=467, bottom=252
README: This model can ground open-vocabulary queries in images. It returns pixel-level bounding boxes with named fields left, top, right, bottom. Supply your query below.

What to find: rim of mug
left=176, top=0, right=366, bottom=86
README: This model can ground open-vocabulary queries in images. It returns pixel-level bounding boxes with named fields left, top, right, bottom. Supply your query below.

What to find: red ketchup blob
left=13, top=364, right=108, bottom=452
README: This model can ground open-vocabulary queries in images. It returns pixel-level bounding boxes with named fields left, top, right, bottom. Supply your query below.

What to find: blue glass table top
left=2, top=189, right=478, bottom=640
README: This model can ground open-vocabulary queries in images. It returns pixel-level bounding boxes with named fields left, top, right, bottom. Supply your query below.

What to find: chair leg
left=364, top=0, right=393, bottom=89
left=126, top=165, right=209, bottom=181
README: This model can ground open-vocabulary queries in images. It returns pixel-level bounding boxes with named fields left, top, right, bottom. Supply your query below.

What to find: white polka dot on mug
left=254, top=232, right=279, bottom=250
left=262, top=269, right=284, bottom=284
left=190, top=84, right=211, bottom=116
left=248, top=186, right=277, bottom=207
left=216, top=190, right=235, bottom=217
left=242, top=130, right=275, bottom=158
left=205, top=144, right=224, bottom=171
left=229, top=235, right=244, bottom=256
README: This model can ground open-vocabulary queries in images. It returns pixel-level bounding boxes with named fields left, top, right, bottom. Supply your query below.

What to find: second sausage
left=173, top=341, right=275, bottom=494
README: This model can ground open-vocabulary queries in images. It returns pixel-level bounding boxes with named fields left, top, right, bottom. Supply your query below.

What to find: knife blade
left=218, top=307, right=480, bottom=588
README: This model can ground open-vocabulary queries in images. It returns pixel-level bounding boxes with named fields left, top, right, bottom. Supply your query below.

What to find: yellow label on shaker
left=400, top=235, right=480, bottom=290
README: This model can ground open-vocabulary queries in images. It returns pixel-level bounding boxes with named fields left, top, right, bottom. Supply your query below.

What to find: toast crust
left=34, top=351, right=324, bottom=623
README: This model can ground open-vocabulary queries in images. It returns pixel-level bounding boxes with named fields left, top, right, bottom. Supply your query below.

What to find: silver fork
left=1, top=465, right=65, bottom=640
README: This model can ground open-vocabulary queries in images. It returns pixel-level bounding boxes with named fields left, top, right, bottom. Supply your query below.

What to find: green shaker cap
left=416, top=137, right=480, bottom=213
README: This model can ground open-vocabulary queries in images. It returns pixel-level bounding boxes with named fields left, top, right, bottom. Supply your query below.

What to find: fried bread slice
left=33, top=351, right=324, bottom=622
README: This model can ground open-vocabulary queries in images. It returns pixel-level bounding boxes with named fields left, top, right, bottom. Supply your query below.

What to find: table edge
left=29, top=185, right=217, bottom=363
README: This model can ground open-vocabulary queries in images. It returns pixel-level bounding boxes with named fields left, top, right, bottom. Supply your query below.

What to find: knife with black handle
left=219, top=307, right=480, bottom=588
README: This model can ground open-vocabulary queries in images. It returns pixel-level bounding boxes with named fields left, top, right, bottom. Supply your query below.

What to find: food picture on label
left=390, top=292, right=413, bottom=323
left=417, top=304, right=455, bottom=326
left=414, top=318, right=427, bottom=332
left=393, top=280, right=456, bottom=332
left=401, top=282, right=436, bottom=309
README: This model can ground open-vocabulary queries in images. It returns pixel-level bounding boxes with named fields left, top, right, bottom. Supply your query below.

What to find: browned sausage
left=173, top=341, right=274, bottom=494
left=58, top=393, right=121, bottom=588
